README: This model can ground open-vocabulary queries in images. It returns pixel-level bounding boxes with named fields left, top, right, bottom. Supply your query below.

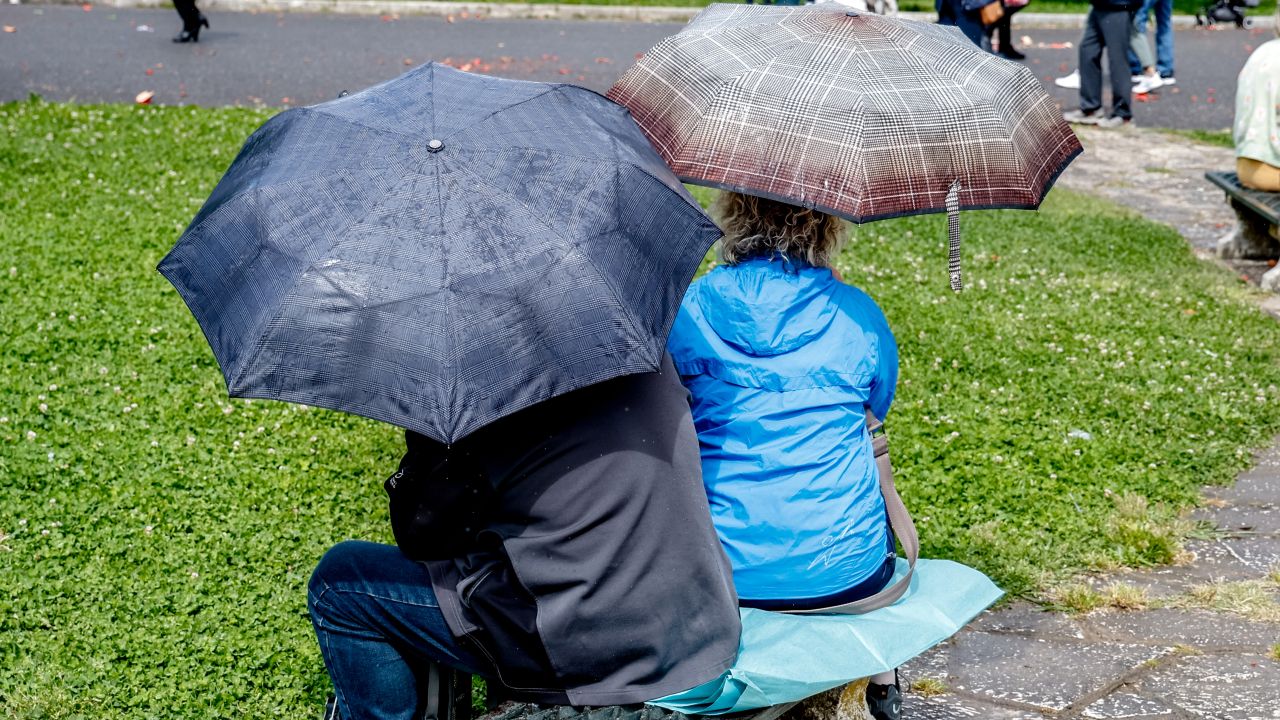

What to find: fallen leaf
left=82, top=3, right=92, bottom=10
left=135, top=90, right=154, bottom=104
left=446, top=15, right=454, bottom=23
left=558, top=67, right=571, bottom=75
left=403, top=57, right=413, bottom=66
left=145, top=68, right=154, bottom=76
left=594, top=57, right=612, bottom=64
left=3, top=25, right=15, bottom=33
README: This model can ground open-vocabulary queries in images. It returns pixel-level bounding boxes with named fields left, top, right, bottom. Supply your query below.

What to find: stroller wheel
left=1242, top=15, right=1253, bottom=27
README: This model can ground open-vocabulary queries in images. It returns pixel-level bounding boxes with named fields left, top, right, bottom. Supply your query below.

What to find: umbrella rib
left=300, top=105, right=433, bottom=145
left=440, top=85, right=561, bottom=144
left=447, top=159, right=658, bottom=369
left=219, top=169, right=415, bottom=394
left=458, top=146, right=706, bottom=223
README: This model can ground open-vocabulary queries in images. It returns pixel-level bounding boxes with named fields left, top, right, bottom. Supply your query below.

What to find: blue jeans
left=1127, top=0, right=1174, bottom=77
left=308, top=541, right=486, bottom=720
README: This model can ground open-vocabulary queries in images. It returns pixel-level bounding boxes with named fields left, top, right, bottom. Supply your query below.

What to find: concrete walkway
left=897, top=127, right=1280, bottom=720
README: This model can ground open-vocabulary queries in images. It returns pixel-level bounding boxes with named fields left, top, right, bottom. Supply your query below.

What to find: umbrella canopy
left=607, top=4, right=1082, bottom=286
left=159, top=62, right=722, bottom=444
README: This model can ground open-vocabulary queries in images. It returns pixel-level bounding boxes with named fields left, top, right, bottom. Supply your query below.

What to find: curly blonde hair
left=714, top=192, right=846, bottom=268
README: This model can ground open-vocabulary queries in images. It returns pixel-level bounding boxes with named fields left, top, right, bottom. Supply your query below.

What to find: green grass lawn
left=1164, top=128, right=1234, bottom=148
left=4, top=99, right=1280, bottom=718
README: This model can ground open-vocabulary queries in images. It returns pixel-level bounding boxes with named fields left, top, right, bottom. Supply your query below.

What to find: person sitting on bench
left=667, top=192, right=902, bottom=720
left=307, top=355, right=741, bottom=720
left=1234, top=7, right=1280, bottom=192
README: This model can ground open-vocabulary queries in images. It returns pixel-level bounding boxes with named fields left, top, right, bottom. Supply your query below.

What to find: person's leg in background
left=993, top=4, right=1026, bottom=60
left=1152, top=0, right=1175, bottom=80
left=1100, top=8, right=1134, bottom=121
left=1239, top=158, right=1280, bottom=192
left=1130, top=10, right=1164, bottom=94
left=1126, top=0, right=1154, bottom=77
left=308, top=541, right=485, bottom=720
left=1072, top=9, right=1106, bottom=120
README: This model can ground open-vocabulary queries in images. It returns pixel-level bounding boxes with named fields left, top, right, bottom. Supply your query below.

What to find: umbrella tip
left=427, top=139, right=445, bottom=152
left=845, top=9, right=859, bottom=16
left=337, top=90, right=349, bottom=98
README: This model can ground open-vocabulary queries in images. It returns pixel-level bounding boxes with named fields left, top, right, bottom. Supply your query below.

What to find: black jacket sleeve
left=385, top=431, right=494, bottom=560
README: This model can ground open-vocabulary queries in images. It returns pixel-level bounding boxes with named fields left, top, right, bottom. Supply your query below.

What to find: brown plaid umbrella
left=607, top=3, right=1082, bottom=290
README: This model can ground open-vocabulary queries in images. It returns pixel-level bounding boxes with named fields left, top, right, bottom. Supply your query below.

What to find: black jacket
left=387, top=354, right=741, bottom=705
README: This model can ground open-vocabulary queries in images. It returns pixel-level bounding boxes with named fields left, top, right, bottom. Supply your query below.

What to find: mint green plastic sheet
left=648, top=559, right=1002, bottom=714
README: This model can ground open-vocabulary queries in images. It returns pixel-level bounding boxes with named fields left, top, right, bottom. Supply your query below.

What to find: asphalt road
left=0, top=3, right=1269, bottom=130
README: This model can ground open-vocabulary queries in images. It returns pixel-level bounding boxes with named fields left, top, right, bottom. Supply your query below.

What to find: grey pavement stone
left=1134, top=654, right=1280, bottom=719
left=969, top=601, right=1086, bottom=639
left=1187, top=538, right=1280, bottom=576
left=1190, top=505, right=1280, bottom=536
left=942, top=632, right=1171, bottom=711
left=1207, top=472, right=1280, bottom=507
left=900, top=642, right=952, bottom=680
left=1081, top=692, right=1179, bottom=719
left=901, top=694, right=1047, bottom=719
left=1113, top=539, right=1280, bottom=598
left=1098, top=568, right=1205, bottom=599
left=1083, top=608, right=1280, bottom=650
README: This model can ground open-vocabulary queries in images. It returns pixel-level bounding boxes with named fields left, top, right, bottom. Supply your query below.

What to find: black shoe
left=998, top=47, right=1026, bottom=61
left=172, top=16, right=206, bottom=43
left=866, top=681, right=902, bottom=720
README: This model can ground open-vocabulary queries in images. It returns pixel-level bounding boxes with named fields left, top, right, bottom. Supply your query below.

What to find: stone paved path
left=897, top=127, right=1280, bottom=720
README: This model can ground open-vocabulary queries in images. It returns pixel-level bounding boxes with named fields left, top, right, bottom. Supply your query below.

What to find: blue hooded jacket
left=667, top=256, right=899, bottom=601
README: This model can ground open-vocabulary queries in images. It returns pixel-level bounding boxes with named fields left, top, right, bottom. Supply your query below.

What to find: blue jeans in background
left=1127, top=0, right=1174, bottom=77
left=308, top=540, right=485, bottom=720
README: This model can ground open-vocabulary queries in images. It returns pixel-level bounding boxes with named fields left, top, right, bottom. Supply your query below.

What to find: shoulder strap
left=786, top=408, right=919, bottom=615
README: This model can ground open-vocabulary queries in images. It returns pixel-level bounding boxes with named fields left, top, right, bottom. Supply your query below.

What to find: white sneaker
left=1133, top=75, right=1165, bottom=94
left=1161, top=75, right=1176, bottom=85
left=1131, top=74, right=1143, bottom=84
left=1054, top=70, right=1080, bottom=89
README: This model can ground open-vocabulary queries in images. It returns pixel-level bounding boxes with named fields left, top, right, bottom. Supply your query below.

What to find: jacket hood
left=696, top=257, right=838, bottom=357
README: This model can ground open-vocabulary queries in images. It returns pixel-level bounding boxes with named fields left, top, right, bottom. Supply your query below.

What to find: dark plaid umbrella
left=607, top=3, right=1082, bottom=290
left=159, top=63, right=721, bottom=444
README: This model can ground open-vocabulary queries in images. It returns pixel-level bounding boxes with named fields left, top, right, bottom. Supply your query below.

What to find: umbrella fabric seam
left=456, top=146, right=715, bottom=227
left=447, top=160, right=661, bottom=372
left=221, top=168, right=418, bottom=396
left=440, top=85, right=562, bottom=144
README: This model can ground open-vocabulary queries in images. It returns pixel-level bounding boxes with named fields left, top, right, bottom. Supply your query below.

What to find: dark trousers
left=987, top=4, right=1024, bottom=54
left=172, top=0, right=202, bottom=32
left=1078, top=7, right=1133, bottom=120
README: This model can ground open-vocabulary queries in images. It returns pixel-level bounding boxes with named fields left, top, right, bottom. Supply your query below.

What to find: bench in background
left=1207, top=171, right=1280, bottom=291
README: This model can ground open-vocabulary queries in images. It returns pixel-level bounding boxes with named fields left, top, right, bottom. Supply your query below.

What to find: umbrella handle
left=946, top=180, right=962, bottom=293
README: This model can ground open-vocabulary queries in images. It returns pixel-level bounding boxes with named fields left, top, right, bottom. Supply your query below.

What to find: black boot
left=172, top=15, right=206, bottom=42
left=866, top=675, right=903, bottom=720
